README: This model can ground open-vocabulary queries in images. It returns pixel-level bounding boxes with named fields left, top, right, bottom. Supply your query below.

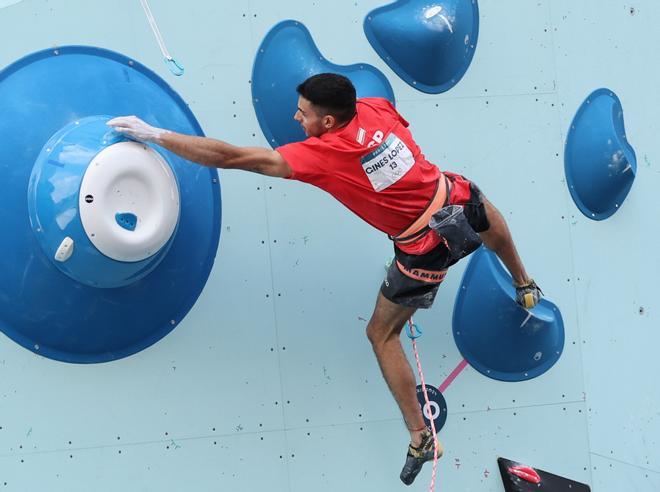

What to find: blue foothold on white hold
left=116, top=212, right=138, bottom=231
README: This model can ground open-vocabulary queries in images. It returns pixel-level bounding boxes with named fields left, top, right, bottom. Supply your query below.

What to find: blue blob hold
left=0, top=46, right=221, bottom=363
left=565, top=88, right=637, bottom=220
left=452, top=248, right=564, bottom=382
left=252, top=20, right=395, bottom=148
left=116, top=212, right=138, bottom=231
left=416, top=385, right=448, bottom=432
left=364, top=0, right=479, bottom=94
left=28, top=116, right=173, bottom=288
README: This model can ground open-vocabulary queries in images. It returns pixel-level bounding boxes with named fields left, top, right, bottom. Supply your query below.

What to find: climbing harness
left=389, top=175, right=449, bottom=245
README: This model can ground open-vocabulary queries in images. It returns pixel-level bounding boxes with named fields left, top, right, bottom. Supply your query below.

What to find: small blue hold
left=115, top=212, right=137, bottom=231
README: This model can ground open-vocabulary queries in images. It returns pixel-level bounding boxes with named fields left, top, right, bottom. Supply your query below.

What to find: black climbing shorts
left=381, top=178, right=490, bottom=309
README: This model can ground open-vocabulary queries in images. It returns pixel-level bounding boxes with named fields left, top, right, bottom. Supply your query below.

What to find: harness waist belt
left=389, top=174, right=450, bottom=245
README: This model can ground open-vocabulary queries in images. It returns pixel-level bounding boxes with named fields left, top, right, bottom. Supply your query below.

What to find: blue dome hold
left=565, top=88, right=637, bottom=220
left=0, top=46, right=221, bottom=363
left=453, top=248, right=564, bottom=382
left=364, top=0, right=479, bottom=94
left=252, top=20, right=395, bottom=148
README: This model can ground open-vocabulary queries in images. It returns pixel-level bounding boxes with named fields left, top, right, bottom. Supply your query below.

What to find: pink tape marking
left=438, top=358, right=469, bottom=393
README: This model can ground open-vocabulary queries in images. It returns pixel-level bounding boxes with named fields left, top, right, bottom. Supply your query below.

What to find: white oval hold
left=79, top=142, right=180, bottom=262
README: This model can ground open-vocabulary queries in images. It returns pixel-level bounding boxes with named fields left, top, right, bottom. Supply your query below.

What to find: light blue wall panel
left=284, top=402, right=591, bottom=492
left=1, top=0, right=659, bottom=491
left=569, top=210, right=660, bottom=471
left=446, top=0, right=556, bottom=98
left=0, top=431, right=289, bottom=492
left=265, top=178, right=397, bottom=427
left=550, top=1, right=660, bottom=487
left=591, top=455, right=660, bottom=492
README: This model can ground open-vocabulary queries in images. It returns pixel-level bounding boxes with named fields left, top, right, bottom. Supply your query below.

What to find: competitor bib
left=360, top=133, right=415, bottom=192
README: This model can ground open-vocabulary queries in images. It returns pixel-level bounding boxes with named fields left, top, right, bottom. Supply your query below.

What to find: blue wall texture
left=0, top=1, right=658, bottom=491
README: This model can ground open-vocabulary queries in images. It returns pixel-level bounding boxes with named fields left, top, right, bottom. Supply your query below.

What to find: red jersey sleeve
left=276, top=138, right=328, bottom=184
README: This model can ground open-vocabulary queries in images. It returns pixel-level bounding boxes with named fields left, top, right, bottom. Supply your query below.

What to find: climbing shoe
left=400, top=428, right=443, bottom=486
left=514, top=279, right=543, bottom=309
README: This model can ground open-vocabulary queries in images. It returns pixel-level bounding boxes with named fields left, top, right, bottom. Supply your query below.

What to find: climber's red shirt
left=276, top=97, right=470, bottom=254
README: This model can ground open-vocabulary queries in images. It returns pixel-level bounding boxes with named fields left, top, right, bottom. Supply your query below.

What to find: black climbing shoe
left=514, top=279, right=543, bottom=309
left=400, top=428, right=443, bottom=486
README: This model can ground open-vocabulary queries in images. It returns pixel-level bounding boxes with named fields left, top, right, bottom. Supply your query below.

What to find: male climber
left=108, top=73, right=542, bottom=486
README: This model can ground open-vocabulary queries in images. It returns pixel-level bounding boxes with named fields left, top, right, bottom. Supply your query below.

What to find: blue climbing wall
left=0, top=1, right=658, bottom=491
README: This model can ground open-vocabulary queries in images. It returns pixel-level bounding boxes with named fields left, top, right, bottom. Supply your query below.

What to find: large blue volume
left=453, top=248, right=564, bottom=382
left=252, top=20, right=395, bottom=148
left=565, top=88, right=636, bottom=220
left=0, top=46, right=221, bottom=363
left=364, top=0, right=479, bottom=94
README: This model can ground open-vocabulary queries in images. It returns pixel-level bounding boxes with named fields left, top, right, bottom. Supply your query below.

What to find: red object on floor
left=509, top=466, right=542, bottom=484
